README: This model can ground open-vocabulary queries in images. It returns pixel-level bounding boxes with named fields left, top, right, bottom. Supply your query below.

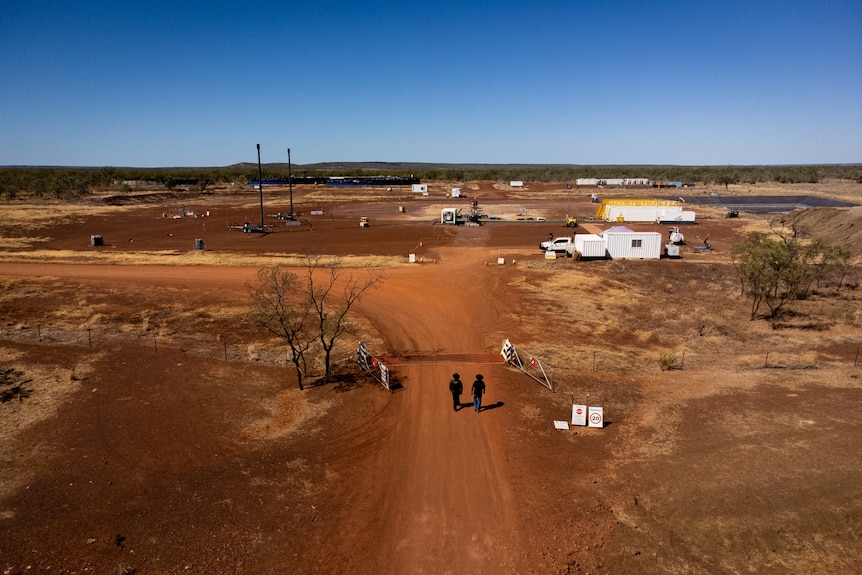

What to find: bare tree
left=304, top=255, right=384, bottom=378
left=247, top=265, right=316, bottom=390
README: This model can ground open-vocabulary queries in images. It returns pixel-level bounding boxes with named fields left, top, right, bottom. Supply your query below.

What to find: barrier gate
left=501, top=339, right=554, bottom=391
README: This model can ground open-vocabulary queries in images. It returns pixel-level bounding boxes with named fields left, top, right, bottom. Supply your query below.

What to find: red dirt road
left=347, top=246, right=524, bottom=574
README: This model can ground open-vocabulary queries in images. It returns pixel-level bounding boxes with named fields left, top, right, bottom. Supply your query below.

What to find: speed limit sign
left=588, top=406, right=604, bottom=429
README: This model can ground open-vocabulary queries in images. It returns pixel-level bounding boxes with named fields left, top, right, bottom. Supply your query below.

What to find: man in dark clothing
left=449, top=373, right=463, bottom=412
left=471, top=374, right=486, bottom=413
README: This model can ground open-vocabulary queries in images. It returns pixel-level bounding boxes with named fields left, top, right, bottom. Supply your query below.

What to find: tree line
left=2, top=164, right=860, bottom=201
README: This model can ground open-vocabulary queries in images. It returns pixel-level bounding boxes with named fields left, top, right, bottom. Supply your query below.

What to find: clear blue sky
left=2, top=0, right=860, bottom=167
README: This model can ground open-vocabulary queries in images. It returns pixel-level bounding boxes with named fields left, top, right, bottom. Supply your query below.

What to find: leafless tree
left=247, top=265, right=316, bottom=390
left=304, top=254, right=384, bottom=378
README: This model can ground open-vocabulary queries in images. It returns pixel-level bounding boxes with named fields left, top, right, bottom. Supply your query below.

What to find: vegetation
left=247, top=260, right=382, bottom=389
left=658, top=352, right=678, bottom=371
left=731, top=224, right=852, bottom=320
left=1, top=163, right=860, bottom=201
left=247, top=266, right=316, bottom=390
left=304, top=255, right=383, bottom=378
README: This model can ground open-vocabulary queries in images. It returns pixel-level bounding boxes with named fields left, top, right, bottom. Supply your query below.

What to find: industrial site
left=1, top=176, right=861, bottom=575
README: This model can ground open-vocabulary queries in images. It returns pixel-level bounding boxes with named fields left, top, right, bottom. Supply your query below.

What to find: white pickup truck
left=539, top=236, right=575, bottom=257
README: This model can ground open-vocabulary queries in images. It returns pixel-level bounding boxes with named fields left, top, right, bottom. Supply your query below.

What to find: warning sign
left=571, top=404, right=587, bottom=426
left=588, top=406, right=604, bottom=429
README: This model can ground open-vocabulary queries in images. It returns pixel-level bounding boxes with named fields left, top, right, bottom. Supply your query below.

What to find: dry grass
left=0, top=203, right=139, bottom=227
left=502, top=243, right=860, bottom=390
left=0, top=347, right=96, bottom=499
left=0, top=249, right=407, bottom=268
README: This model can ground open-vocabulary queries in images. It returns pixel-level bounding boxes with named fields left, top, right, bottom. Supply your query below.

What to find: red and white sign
left=529, top=357, right=538, bottom=369
left=588, top=406, right=604, bottom=429
left=571, top=404, right=587, bottom=426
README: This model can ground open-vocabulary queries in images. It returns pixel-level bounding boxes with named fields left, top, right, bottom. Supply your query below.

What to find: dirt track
left=1, top=182, right=861, bottom=574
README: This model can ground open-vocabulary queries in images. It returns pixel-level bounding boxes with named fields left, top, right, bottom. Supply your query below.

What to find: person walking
left=471, top=374, right=486, bottom=413
left=449, top=373, right=463, bottom=412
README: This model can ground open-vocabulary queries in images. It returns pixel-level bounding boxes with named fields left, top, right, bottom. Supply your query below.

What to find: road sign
left=571, top=404, right=587, bottom=426
left=588, top=406, right=604, bottom=428
left=500, top=339, right=517, bottom=364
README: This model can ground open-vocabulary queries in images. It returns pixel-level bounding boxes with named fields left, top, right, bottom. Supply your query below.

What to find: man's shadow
left=477, top=401, right=504, bottom=412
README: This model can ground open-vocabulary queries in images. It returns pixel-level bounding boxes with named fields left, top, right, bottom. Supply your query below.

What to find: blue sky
left=1, top=0, right=860, bottom=167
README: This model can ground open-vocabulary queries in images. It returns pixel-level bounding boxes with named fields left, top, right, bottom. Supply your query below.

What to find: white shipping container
left=658, top=210, right=696, bottom=223
left=574, top=234, right=608, bottom=258
left=604, top=231, right=662, bottom=259
left=509, top=180, right=524, bottom=188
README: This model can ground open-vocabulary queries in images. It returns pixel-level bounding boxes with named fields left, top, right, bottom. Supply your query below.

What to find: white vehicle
left=539, top=236, right=575, bottom=257
left=668, top=226, right=685, bottom=245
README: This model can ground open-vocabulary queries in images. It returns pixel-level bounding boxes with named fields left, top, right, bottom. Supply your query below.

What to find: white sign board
left=588, top=406, right=604, bottom=428
left=571, top=404, right=587, bottom=426
left=409, top=253, right=416, bottom=263
left=497, top=257, right=505, bottom=265
left=554, top=420, right=570, bottom=430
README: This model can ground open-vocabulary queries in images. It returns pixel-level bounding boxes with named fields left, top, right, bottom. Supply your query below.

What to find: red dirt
left=1, top=182, right=861, bottom=574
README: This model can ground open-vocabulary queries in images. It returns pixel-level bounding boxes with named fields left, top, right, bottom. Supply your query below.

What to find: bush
left=659, top=352, right=677, bottom=371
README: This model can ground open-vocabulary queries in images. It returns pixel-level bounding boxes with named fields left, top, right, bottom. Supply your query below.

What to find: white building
left=601, top=226, right=662, bottom=259
left=576, top=178, right=650, bottom=187
left=573, top=227, right=663, bottom=260
left=574, top=234, right=607, bottom=258
left=596, top=199, right=696, bottom=223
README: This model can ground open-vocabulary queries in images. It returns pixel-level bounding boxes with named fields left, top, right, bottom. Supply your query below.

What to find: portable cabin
left=412, top=184, right=428, bottom=194
left=601, top=226, right=662, bottom=259
left=574, top=234, right=608, bottom=259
